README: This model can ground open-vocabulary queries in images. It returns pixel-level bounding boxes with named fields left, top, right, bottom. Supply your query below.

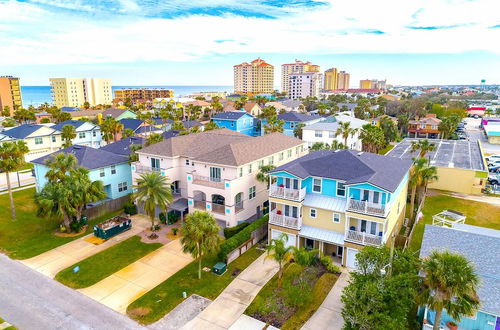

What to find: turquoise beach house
left=211, top=111, right=259, bottom=136
left=261, top=112, right=324, bottom=137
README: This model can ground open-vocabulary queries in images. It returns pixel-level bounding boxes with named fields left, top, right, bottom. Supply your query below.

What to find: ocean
left=21, top=85, right=233, bottom=107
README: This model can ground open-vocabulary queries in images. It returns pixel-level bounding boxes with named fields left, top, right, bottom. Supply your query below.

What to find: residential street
left=0, top=254, right=144, bottom=330
left=0, top=170, right=35, bottom=191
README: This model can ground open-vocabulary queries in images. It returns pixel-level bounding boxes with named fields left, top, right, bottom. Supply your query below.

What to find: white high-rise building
left=49, top=78, right=112, bottom=107
left=288, top=71, right=323, bottom=100
left=281, top=60, right=320, bottom=94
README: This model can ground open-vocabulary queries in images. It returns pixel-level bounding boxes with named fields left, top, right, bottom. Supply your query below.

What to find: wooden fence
left=227, top=222, right=268, bottom=264
left=83, top=195, right=130, bottom=220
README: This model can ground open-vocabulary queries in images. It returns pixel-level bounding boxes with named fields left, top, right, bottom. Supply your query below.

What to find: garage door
left=346, top=248, right=359, bottom=269
left=271, top=230, right=296, bottom=248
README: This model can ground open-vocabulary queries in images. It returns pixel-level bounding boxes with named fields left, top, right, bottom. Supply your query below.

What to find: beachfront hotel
left=281, top=59, right=320, bottom=94
left=0, top=76, right=22, bottom=116
left=233, top=58, right=274, bottom=95
left=49, top=78, right=112, bottom=107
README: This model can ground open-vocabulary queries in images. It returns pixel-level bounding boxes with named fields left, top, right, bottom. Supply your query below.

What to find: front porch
left=298, top=225, right=345, bottom=266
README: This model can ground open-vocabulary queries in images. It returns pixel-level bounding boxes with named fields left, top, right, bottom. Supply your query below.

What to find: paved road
left=0, top=170, right=35, bottom=191
left=0, top=254, right=144, bottom=330
left=464, top=117, right=500, bottom=154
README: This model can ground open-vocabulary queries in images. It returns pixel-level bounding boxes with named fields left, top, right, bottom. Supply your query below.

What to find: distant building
left=261, top=112, right=323, bottom=137
left=408, top=114, right=442, bottom=139
left=281, top=60, right=320, bottom=93
left=102, top=108, right=137, bottom=121
left=360, top=79, right=372, bottom=89
left=50, top=78, right=112, bottom=107
left=337, top=71, right=350, bottom=90
left=233, top=58, right=274, bottom=95
left=324, top=68, right=339, bottom=90
left=52, top=120, right=102, bottom=148
left=114, top=88, right=174, bottom=103
left=189, top=91, right=228, bottom=99
left=360, top=79, right=387, bottom=90
left=288, top=71, right=323, bottom=100
left=0, top=76, right=22, bottom=115
left=0, top=124, right=62, bottom=161
left=212, top=111, right=258, bottom=136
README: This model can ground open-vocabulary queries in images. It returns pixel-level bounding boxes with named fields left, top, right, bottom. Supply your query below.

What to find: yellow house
left=268, top=149, right=412, bottom=268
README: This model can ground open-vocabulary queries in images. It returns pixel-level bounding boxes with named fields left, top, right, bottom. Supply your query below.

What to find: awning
left=169, top=198, right=188, bottom=212
left=299, top=225, right=345, bottom=245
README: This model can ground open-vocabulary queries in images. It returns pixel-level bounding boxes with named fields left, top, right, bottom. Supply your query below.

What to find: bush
left=168, top=212, right=179, bottom=224
left=124, top=202, right=138, bottom=215
left=223, top=221, right=249, bottom=239
left=172, top=227, right=179, bottom=236
left=320, top=255, right=342, bottom=274
left=218, top=215, right=268, bottom=262
left=159, top=212, right=167, bottom=224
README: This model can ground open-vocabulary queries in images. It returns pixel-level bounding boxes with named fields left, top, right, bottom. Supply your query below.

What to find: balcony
left=345, top=230, right=383, bottom=246
left=269, top=211, right=301, bottom=230
left=193, top=200, right=206, bottom=210
left=347, top=198, right=387, bottom=217
left=269, top=184, right=306, bottom=202
left=135, top=164, right=162, bottom=174
left=192, top=174, right=225, bottom=189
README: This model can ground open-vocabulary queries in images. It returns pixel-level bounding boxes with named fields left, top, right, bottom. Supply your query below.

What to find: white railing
left=269, top=211, right=301, bottom=230
left=135, top=164, right=162, bottom=173
left=345, top=230, right=383, bottom=246
left=269, top=184, right=306, bottom=202
left=192, top=174, right=225, bottom=189
left=347, top=198, right=387, bottom=217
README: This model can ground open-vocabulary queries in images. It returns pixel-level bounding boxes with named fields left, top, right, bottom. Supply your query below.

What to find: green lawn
left=0, top=188, right=121, bottom=259
left=378, top=144, right=395, bottom=155
left=55, top=236, right=162, bottom=289
left=127, top=245, right=264, bottom=324
left=245, top=263, right=337, bottom=330
left=409, top=193, right=500, bottom=252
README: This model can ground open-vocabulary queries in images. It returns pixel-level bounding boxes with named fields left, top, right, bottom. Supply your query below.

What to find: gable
left=26, top=126, right=57, bottom=138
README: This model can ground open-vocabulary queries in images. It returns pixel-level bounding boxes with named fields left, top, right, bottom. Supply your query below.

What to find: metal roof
left=212, top=111, right=250, bottom=120
left=299, top=225, right=345, bottom=245
left=303, top=194, right=347, bottom=212
left=277, top=112, right=322, bottom=122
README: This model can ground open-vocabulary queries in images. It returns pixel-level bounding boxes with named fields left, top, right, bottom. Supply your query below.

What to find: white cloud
left=0, top=0, right=499, bottom=66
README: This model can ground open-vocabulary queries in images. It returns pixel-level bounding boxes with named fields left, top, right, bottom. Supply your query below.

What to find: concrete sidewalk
left=301, top=270, right=350, bottom=330
left=181, top=253, right=279, bottom=330
left=79, top=238, right=193, bottom=314
left=21, top=215, right=151, bottom=278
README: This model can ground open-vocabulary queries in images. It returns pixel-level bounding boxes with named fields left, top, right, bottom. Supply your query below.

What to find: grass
left=55, top=236, right=162, bottom=289
left=378, top=144, right=395, bottom=155
left=127, top=245, right=264, bottom=324
left=0, top=188, right=121, bottom=259
left=409, top=193, right=500, bottom=252
left=245, top=263, right=337, bottom=330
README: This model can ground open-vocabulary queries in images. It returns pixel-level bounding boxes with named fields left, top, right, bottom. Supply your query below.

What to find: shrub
left=168, top=212, right=179, bottom=224
left=124, top=202, right=138, bottom=215
left=223, top=221, right=249, bottom=239
left=159, top=212, right=167, bottom=224
left=172, top=227, right=179, bottom=236
left=218, top=215, right=268, bottom=262
left=320, top=255, right=342, bottom=274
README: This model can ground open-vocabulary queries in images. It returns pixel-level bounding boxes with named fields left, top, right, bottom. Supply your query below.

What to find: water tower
left=481, top=79, right=486, bottom=90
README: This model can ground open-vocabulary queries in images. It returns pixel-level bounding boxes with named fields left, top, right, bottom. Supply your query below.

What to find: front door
left=305, top=238, right=314, bottom=250
left=337, top=246, right=343, bottom=257
left=209, top=167, right=221, bottom=182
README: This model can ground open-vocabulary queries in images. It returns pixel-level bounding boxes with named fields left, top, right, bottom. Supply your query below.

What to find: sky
left=0, top=0, right=499, bottom=87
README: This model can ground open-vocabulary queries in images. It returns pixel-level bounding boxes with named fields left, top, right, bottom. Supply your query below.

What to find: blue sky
left=0, top=0, right=499, bottom=87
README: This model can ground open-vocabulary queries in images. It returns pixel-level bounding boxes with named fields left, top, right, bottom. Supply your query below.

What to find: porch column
left=319, top=241, right=324, bottom=255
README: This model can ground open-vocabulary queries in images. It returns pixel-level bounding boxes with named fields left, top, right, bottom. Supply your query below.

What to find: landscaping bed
left=127, top=245, right=264, bottom=324
left=245, top=262, right=338, bottom=330
left=55, top=235, right=162, bottom=289
left=0, top=188, right=121, bottom=259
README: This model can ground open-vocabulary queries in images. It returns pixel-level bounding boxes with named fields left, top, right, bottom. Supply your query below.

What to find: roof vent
left=357, top=152, right=364, bottom=156
left=73, top=145, right=82, bottom=149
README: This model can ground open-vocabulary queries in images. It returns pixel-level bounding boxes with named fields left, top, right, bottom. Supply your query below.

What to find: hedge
left=218, top=215, right=268, bottom=262
left=223, top=221, right=250, bottom=239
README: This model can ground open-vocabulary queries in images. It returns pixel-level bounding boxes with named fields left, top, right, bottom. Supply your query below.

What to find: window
left=51, top=136, right=56, bottom=143
left=315, top=131, right=323, bottom=137
left=333, top=213, right=340, bottom=223
left=287, top=149, right=292, bottom=158
left=118, top=181, right=128, bottom=192
left=279, top=152, right=284, bottom=161
left=34, top=137, right=43, bottom=145
left=185, top=159, right=190, bottom=165
left=328, top=131, right=335, bottom=138
left=362, top=190, right=370, bottom=201
left=373, top=191, right=380, bottom=204
left=313, top=178, right=321, bottom=193
left=285, top=205, right=298, bottom=217
left=259, top=160, right=264, bottom=167
left=268, top=156, right=274, bottom=165
left=151, top=158, right=160, bottom=170
left=78, top=132, right=86, bottom=139
left=210, top=167, right=222, bottom=182
left=337, top=182, right=346, bottom=196
left=370, top=222, right=377, bottom=235
left=111, top=165, right=116, bottom=175
left=249, top=186, right=256, bottom=199
left=99, top=168, right=105, bottom=177
left=248, top=164, right=252, bottom=173
left=310, top=208, right=317, bottom=218
left=239, top=167, right=243, bottom=177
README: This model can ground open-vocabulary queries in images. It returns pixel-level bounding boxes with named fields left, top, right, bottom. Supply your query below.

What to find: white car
left=486, top=155, right=500, bottom=161
left=488, top=159, right=500, bottom=167
left=488, top=173, right=499, bottom=185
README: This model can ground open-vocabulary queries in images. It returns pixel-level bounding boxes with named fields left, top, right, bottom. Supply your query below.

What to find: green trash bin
left=212, top=262, right=227, bottom=275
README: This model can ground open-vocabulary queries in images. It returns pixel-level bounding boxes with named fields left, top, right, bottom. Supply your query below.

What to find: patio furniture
left=93, top=216, right=132, bottom=239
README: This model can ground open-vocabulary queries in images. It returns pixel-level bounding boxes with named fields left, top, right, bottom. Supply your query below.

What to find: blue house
left=212, top=111, right=258, bottom=136
left=100, top=136, right=144, bottom=156
left=261, top=112, right=323, bottom=137
left=420, top=224, right=500, bottom=330
left=268, top=149, right=412, bottom=268
left=32, top=145, right=133, bottom=200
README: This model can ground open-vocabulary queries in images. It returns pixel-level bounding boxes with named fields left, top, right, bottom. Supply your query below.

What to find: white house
left=51, top=120, right=102, bottom=148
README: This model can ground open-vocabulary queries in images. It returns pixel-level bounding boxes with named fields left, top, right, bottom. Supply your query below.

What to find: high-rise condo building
left=0, top=76, right=22, bottom=115
left=233, top=58, right=274, bottom=95
left=360, top=79, right=372, bottom=89
left=324, top=68, right=339, bottom=90
left=337, top=71, right=350, bottom=90
left=281, top=60, right=320, bottom=93
left=114, top=88, right=174, bottom=102
left=359, top=79, right=387, bottom=90
left=49, top=78, right=112, bottom=108
left=288, top=71, right=323, bottom=100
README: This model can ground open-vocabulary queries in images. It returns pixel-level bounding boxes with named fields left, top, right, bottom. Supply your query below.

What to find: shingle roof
left=52, top=120, right=89, bottom=131
left=67, top=110, right=104, bottom=118
left=100, top=136, right=144, bottom=156
left=120, top=118, right=144, bottom=131
left=162, top=130, right=180, bottom=139
left=1, top=124, right=54, bottom=139
left=103, top=108, right=133, bottom=118
left=420, top=225, right=500, bottom=316
left=305, top=114, right=368, bottom=131
left=277, top=112, right=322, bottom=122
left=271, top=150, right=412, bottom=192
left=32, top=145, right=129, bottom=169
left=138, top=128, right=304, bottom=166
left=212, top=111, right=249, bottom=120
left=165, top=120, right=202, bottom=129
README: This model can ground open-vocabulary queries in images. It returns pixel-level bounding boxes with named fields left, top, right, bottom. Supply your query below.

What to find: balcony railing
left=192, top=174, right=225, bottom=189
left=345, top=230, right=383, bottom=246
left=347, top=198, right=387, bottom=217
left=269, top=184, right=306, bottom=202
left=269, top=211, right=301, bottom=230
left=235, top=201, right=244, bottom=213
left=193, top=200, right=206, bottom=210
left=135, top=164, right=162, bottom=174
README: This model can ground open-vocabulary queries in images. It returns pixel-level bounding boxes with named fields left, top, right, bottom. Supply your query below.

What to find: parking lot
left=463, top=117, right=500, bottom=154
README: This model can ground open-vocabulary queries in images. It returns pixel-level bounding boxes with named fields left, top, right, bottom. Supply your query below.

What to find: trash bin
left=212, top=262, right=227, bottom=275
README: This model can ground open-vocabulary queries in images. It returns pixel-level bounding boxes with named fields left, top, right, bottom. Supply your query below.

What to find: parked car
left=488, top=159, right=500, bottom=167
left=489, top=165, right=500, bottom=173
left=486, top=155, right=500, bottom=162
left=488, top=173, right=499, bottom=185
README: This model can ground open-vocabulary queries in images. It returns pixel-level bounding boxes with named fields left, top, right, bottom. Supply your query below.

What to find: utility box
left=212, top=262, right=227, bottom=275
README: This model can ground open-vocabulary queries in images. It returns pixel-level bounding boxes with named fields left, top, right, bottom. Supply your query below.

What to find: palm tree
left=263, top=115, right=284, bottom=134
left=330, top=140, right=347, bottom=150
left=409, top=157, right=438, bottom=224
left=181, top=210, right=223, bottom=279
left=133, top=172, right=173, bottom=234
left=266, top=233, right=293, bottom=288
left=35, top=181, right=74, bottom=231
left=411, top=139, right=436, bottom=159
left=171, top=121, right=186, bottom=131
left=419, top=251, right=480, bottom=330
left=122, top=128, right=135, bottom=138
left=256, top=164, right=276, bottom=187
left=13, top=108, right=36, bottom=124
left=0, top=141, right=29, bottom=219
left=69, top=167, right=106, bottom=221
left=418, top=161, right=438, bottom=205
left=44, top=153, right=77, bottom=183
left=311, top=142, right=330, bottom=151
left=293, top=123, right=305, bottom=139
left=145, top=133, right=163, bottom=146
left=204, top=121, right=219, bottom=131
left=101, top=117, right=124, bottom=142
left=292, top=247, right=319, bottom=267
left=128, top=144, right=142, bottom=163
left=359, top=124, right=386, bottom=153
left=335, top=121, right=357, bottom=148
left=61, top=124, right=76, bottom=148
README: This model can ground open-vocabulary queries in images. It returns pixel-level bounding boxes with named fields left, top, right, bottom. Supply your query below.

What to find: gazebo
left=432, top=209, right=466, bottom=227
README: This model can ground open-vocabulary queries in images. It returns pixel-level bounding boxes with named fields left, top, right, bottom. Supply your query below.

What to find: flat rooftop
left=387, top=138, right=486, bottom=172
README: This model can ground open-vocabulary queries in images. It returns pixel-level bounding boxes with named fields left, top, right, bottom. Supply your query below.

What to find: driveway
left=79, top=238, right=193, bottom=314
left=301, top=270, right=349, bottom=330
left=181, top=253, right=279, bottom=330
left=21, top=215, right=151, bottom=278
left=0, top=254, right=144, bottom=330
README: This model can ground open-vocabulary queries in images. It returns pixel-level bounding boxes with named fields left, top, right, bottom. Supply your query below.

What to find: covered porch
left=298, top=225, right=345, bottom=266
